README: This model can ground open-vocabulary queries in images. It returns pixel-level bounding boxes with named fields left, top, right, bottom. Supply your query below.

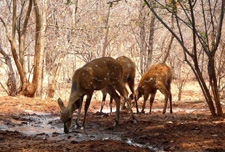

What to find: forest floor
left=0, top=92, right=225, bottom=151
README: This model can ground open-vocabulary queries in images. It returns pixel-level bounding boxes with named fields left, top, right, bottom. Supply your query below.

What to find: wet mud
left=0, top=96, right=225, bottom=151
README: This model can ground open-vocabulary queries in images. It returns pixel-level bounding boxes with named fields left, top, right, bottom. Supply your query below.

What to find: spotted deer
left=100, top=56, right=139, bottom=113
left=131, top=63, right=172, bottom=114
left=58, top=57, right=137, bottom=133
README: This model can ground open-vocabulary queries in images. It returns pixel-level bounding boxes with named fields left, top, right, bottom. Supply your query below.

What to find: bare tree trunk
left=178, top=85, right=182, bottom=101
left=177, top=79, right=186, bottom=101
left=163, top=35, right=174, bottom=63
left=139, top=2, right=146, bottom=75
left=47, top=59, right=62, bottom=98
left=47, top=49, right=66, bottom=98
left=0, top=44, right=17, bottom=96
left=146, top=4, right=155, bottom=70
left=36, top=0, right=47, bottom=98
left=208, top=56, right=222, bottom=116
left=18, top=0, right=32, bottom=72
left=22, top=0, right=43, bottom=97
left=10, top=0, right=27, bottom=90
left=72, top=0, right=79, bottom=28
left=162, top=3, right=175, bottom=64
left=102, top=2, right=111, bottom=57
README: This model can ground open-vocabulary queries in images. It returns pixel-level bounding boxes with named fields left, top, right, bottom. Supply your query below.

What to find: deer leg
left=116, top=83, right=137, bottom=124
left=109, top=96, right=113, bottom=114
left=163, top=94, right=169, bottom=114
left=149, top=93, right=156, bottom=115
left=166, top=85, right=173, bottom=114
left=158, top=85, right=169, bottom=114
left=124, top=96, right=137, bottom=123
left=105, top=85, right=120, bottom=126
left=121, top=94, right=127, bottom=110
left=120, top=85, right=129, bottom=110
left=169, top=91, right=172, bottom=113
left=128, top=79, right=139, bottom=113
left=81, top=92, right=93, bottom=129
left=75, top=103, right=82, bottom=128
left=100, top=91, right=107, bottom=113
left=75, top=96, right=84, bottom=129
left=141, top=93, right=149, bottom=113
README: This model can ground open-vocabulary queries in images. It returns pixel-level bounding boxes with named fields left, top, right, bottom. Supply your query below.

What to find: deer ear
left=58, top=98, right=65, bottom=110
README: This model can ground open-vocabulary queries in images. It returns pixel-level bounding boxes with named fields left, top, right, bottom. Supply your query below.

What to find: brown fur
left=100, top=56, right=138, bottom=113
left=58, top=57, right=137, bottom=133
left=135, top=63, right=172, bottom=114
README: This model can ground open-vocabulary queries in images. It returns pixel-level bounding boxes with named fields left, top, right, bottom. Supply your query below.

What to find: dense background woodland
left=0, top=0, right=225, bottom=116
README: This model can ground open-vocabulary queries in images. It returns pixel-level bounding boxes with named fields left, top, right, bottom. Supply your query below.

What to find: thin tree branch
left=0, top=17, right=12, bottom=42
left=212, top=0, right=225, bottom=54
left=144, top=0, right=193, bottom=58
left=12, top=0, right=17, bottom=40
left=0, top=82, right=9, bottom=95
left=22, top=0, right=33, bottom=36
left=201, top=0, right=210, bottom=51
left=18, top=0, right=27, bottom=34
left=208, top=0, right=215, bottom=43
left=188, top=0, right=198, bottom=62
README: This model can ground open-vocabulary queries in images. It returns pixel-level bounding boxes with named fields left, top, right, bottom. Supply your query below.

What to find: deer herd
left=58, top=56, right=173, bottom=133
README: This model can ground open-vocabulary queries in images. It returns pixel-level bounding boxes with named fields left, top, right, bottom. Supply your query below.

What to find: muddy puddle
left=0, top=109, right=166, bottom=151
left=0, top=107, right=208, bottom=151
left=1, top=112, right=62, bottom=135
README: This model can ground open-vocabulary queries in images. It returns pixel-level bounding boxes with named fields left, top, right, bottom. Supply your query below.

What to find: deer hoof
left=113, top=122, right=118, bottom=127
left=133, top=119, right=137, bottom=124
left=75, top=124, right=81, bottom=129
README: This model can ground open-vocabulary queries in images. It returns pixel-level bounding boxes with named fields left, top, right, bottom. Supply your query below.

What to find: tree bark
left=19, top=0, right=43, bottom=97
left=27, top=0, right=43, bottom=97
left=147, top=10, right=155, bottom=70
left=36, top=0, right=47, bottom=98
left=0, top=44, right=17, bottom=96
left=102, top=2, right=111, bottom=57
left=18, top=0, right=32, bottom=72
left=139, top=2, right=146, bottom=75
left=11, top=0, right=27, bottom=89
left=47, top=55, right=63, bottom=98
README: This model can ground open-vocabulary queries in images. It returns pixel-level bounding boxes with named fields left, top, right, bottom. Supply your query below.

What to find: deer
left=100, top=56, right=139, bottom=114
left=130, top=63, right=172, bottom=114
left=58, top=57, right=137, bottom=133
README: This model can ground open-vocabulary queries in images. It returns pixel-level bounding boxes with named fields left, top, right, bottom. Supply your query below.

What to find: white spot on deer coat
left=144, top=78, right=153, bottom=82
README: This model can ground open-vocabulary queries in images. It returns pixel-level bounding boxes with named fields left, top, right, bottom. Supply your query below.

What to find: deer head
left=58, top=97, right=83, bottom=133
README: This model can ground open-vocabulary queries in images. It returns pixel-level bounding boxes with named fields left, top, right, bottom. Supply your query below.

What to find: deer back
left=138, top=63, right=172, bottom=95
left=71, top=57, right=123, bottom=95
left=116, top=56, right=135, bottom=83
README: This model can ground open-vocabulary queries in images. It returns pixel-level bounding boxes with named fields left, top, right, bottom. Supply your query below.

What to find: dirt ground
left=0, top=95, right=225, bottom=152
